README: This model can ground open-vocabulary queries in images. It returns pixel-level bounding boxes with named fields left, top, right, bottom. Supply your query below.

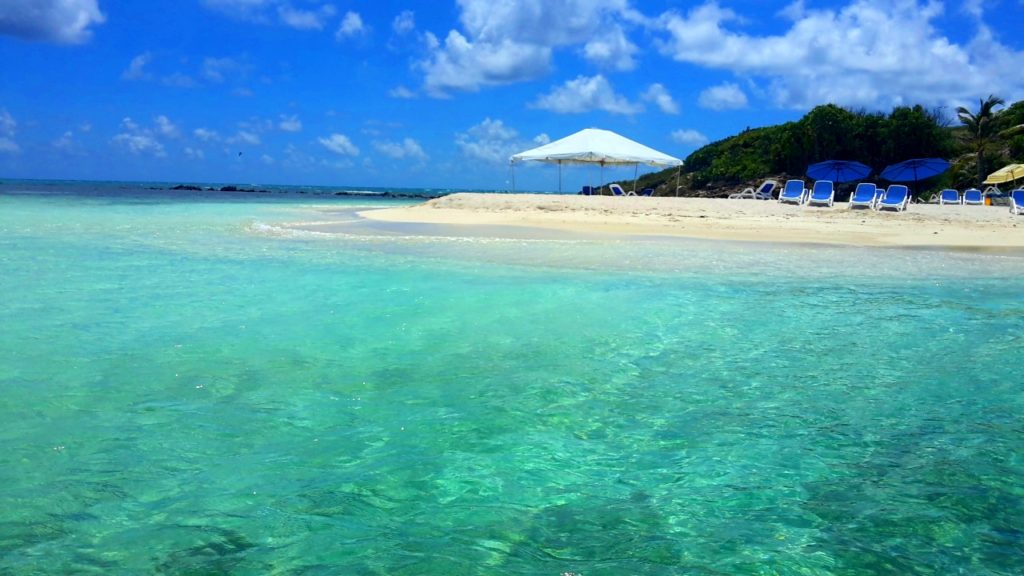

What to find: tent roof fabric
left=984, top=163, right=1024, bottom=184
left=510, top=128, right=682, bottom=167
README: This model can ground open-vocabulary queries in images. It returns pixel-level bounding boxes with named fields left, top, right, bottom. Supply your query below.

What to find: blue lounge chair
left=806, top=180, right=835, bottom=207
left=938, top=188, right=960, bottom=205
left=580, top=185, right=593, bottom=196
left=609, top=183, right=630, bottom=196
left=640, top=187, right=655, bottom=197
left=729, top=179, right=778, bottom=200
left=848, top=182, right=877, bottom=209
left=778, top=179, right=806, bottom=205
left=963, top=188, right=984, bottom=205
left=875, top=184, right=910, bottom=211
left=1011, top=189, right=1024, bottom=215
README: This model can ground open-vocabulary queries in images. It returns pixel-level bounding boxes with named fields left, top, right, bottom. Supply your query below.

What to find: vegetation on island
left=629, top=97, right=1024, bottom=199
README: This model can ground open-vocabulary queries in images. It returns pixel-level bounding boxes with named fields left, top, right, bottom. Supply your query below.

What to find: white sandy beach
left=349, top=193, right=1024, bottom=249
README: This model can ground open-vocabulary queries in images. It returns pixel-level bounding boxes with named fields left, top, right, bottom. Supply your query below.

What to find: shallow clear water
left=1, top=188, right=1023, bottom=575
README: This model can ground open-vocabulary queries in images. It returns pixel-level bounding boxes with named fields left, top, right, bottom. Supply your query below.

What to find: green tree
left=957, top=94, right=1006, bottom=184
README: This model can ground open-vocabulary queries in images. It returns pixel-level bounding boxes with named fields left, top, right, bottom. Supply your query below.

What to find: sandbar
left=353, top=193, right=1024, bottom=249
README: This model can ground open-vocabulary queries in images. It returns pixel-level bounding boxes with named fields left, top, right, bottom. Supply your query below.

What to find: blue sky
left=2, top=0, right=1023, bottom=191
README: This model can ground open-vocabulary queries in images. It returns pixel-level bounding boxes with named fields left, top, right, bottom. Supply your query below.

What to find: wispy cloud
left=373, top=138, right=427, bottom=161
left=0, top=109, right=19, bottom=153
left=319, top=133, right=360, bottom=156
left=643, top=83, right=680, bottom=115
left=335, top=11, right=365, bottom=40
left=122, top=52, right=152, bottom=80
left=112, top=117, right=167, bottom=157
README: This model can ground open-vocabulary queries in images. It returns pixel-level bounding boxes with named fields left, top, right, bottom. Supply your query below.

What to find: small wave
left=247, top=222, right=337, bottom=238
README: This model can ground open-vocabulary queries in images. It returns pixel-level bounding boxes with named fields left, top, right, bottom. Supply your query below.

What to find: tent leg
left=675, top=166, right=681, bottom=196
left=558, top=160, right=562, bottom=194
left=633, top=163, right=639, bottom=195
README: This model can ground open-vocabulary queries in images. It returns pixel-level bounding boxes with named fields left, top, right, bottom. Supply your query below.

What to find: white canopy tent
left=509, top=128, right=683, bottom=194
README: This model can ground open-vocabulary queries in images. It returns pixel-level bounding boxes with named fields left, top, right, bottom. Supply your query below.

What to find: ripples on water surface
left=1, top=190, right=1023, bottom=575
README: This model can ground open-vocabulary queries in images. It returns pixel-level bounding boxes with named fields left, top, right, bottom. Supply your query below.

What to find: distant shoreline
left=345, top=193, right=1024, bottom=250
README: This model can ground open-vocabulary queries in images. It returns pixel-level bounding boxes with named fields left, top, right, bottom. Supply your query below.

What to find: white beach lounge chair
left=778, top=179, right=806, bottom=205
left=875, top=184, right=910, bottom=212
left=805, top=180, right=835, bottom=207
left=963, top=188, right=984, bottom=205
left=938, top=189, right=961, bottom=205
left=729, top=180, right=778, bottom=200
left=609, top=183, right=633, bottom=196
left=848, top=183, right=877, bottom=209
left=1011, top=190, right=1024, bottom=215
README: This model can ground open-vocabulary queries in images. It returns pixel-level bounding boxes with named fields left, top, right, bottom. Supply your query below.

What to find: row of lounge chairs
left=580, top=184, right=654, bottom=196
left=775, top=179, right=911, bottom=210
left=938, top=188, right=985, bottom=205
left=735, top=179, right=1024, bottom=214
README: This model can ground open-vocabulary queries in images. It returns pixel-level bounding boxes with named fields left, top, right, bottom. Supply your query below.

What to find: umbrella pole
left=510, top=163, right=516, bottom=193
left=558, top=160, right=562, bottom=194
left=675, top=166, right=681, bottom=196
left=600, top=163, right=604, bottom=195
left=633, top=163, right=639, bottom=194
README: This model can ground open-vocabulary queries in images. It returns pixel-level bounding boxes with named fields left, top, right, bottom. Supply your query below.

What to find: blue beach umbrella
left=806, top=160, right=872, bottom=183
left=880, top=158, right=950, bottom=183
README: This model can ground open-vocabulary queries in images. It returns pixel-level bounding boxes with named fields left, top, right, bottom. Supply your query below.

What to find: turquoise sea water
left=1, top=183, right=1023, bottom=575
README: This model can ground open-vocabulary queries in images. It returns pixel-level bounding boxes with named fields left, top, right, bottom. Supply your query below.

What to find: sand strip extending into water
left=355, top=193, right=1024, bottom=249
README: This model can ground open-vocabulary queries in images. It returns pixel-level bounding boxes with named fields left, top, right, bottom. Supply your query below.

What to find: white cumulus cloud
left=319, top=133, right=359, bottom=156
left=655, top=0, right=1024, bottom=110
left=392, top=10, right=415, bottom=35
left=420, top=0, right=640, bottom=96
left=455, top=118, right=544, bottom=164
left=373, top=138, right=427, bottom=161
left=122, top=52, right=152, bottom=80
left=155, top=115, right=180, bottom=138
left=698, top=82, right=748, bottom=110
left=643, top=83, right=679, bottom=114
left=112, top=117, right=166, bottom=157
left=335, top=11, right=364, bottom=39
left=0, top=0, right=105, bottom=44
left=277, top=3, right=336, bottom=30
left=582, top=25, right=638, bottom=71
left=671, top=129, right=709, bottom=148
left=532, top=75, right=642, bottom=115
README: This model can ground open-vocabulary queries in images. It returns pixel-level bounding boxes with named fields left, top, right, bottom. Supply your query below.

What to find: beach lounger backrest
left=939, top=189, right=960, bottom=204
left=609, top=183, right=627, bottom=196
left=779, top=179, right=805, bottom=203
left=759, top=180, right=777, bottom=196
left=581, top=185, right=593, bottom=196
left=640, top=188, right=654, bottom=196
left=810, top=180, right=833, bottom=199
left=963, top=188, right=983, bottom=204
left=877, top=184, right=909, bottom=210
left=850, top=182, right=876, bottom=203
left=1011, top=190, right=1024, bottom=214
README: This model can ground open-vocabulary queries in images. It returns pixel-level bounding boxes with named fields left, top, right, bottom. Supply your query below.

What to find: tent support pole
left=675, top=166, right=681, bottom=196
left=633, top=163, right=639, bottom=195
left=510, top=163, right=516, bottom=193
left=558, top=160, right=562, bottom=193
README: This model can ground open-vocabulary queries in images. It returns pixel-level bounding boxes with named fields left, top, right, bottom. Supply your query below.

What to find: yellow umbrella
left=983, top=163, right=1024, bottom=184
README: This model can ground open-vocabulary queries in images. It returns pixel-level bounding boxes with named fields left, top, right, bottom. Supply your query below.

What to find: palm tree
left=957, top=94, right=1006, bottom=185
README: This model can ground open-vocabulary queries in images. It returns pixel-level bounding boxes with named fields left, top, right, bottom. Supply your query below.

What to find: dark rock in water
left=220, top=186, right=239, bottom=192
left=171, top=184, right=202, bottom=191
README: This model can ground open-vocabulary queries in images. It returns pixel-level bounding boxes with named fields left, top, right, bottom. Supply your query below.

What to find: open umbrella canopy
left=806, top=160, right=871, bottom=183
left=880, top=158, right=950, bottom=182
left=510, top=128, right=682, bottom=167
left=983, top=163, right=1024, bottom=185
